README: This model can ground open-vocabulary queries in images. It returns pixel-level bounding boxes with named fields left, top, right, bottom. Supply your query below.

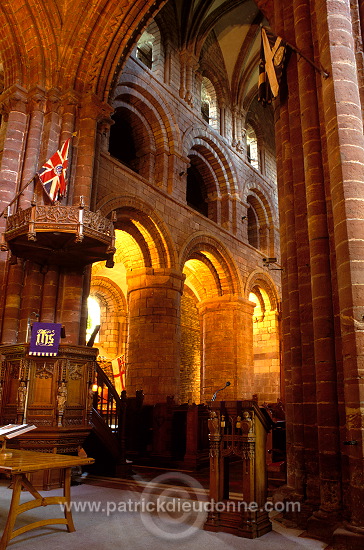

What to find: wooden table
left=0, top=449, right=94, bottom=550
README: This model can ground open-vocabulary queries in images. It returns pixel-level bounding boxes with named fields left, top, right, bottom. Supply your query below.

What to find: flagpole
left=0, top=133, right=77, bottom=219
left=288, top=42, right=329, bottom=79
left=0, top=176, right=36, bottom=219
left=261, top=25, right=329, bottom=79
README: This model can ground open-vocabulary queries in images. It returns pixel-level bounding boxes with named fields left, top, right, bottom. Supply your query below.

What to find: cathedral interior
left=0, top=0, right=363, bottom=549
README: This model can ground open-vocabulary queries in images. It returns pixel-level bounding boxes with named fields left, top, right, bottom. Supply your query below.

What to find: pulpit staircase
left=84, top=363, right=129, bottom=476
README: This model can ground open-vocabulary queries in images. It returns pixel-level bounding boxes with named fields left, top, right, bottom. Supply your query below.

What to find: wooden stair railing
left=91, top=363, right=128, bottom=474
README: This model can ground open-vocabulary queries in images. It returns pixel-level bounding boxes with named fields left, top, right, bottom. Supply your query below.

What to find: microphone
left=211, top=381, right=231, bottom=402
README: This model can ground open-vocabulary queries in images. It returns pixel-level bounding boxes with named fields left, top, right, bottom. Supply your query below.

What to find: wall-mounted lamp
left=262, top=257, right=284, bottom=271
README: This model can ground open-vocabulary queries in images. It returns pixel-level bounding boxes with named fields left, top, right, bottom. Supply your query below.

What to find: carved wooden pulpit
left=0, top=343, right=97, bottom=489
left=204, top=400, right=273, bottom=538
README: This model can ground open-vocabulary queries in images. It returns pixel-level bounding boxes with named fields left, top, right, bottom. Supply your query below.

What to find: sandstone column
left=198, top=295, right=255, bottom=403
left=315, top=0, right=364, bottom=544
left=126, top=267, right=184, bottom=404
left=72, top=94, right=113, bottom=207
left=0, top=86, right=28, bottom=343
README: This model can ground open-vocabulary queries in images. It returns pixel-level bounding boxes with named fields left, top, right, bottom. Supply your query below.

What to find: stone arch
left=200, top=76, right=219, bottom=131
left=182, top=126, right=238, bottom=196
left=0, top=0, right=59, bottom=89
left=89, top=276, right=127, bottom=358
left=135, top=19, right=165, bottom=79
left=109, top=74, right=182, bottom=187
left=98, top=194, right=178, bottom=270
left=109, top=101, right=156, bottom=180
left=245, top=187, right=276, bottom=256
left=67, top=0, right=167, bottom=96
left=180, top=233, right=242, bottom=299
left=245, top=269, right=281, bottom=402
left=245, top=269, right=279, bottom=311
left=112, top=74, right=182, bottom=151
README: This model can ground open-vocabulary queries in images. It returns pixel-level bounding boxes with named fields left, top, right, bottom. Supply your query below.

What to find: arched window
left=246, top=193, right=270, bottom=254
left=86, top=296, right=101, bottom=343
left=136, top=31, right=154, bottom=69
left=109, top=109, right=137, bottom=169
left=201, top=77, right=219, bottom=130
left=186, top=163, right=208, bottom=217
left=134, top=22, right=164, bottom=79
left=246, top=124, right=260, bottom=170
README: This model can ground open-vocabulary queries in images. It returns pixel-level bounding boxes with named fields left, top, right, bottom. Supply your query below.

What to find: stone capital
left=179, top=49, right=199, bottom=69
left=127, top=267, right=185, bottom=295
left=79, top=93, right=114, bottom=122
left=197, top=295, right=256, bottom=316
left=46, top=87, right=62, bottom=114
left=97, top=116, right=115, bottom=135
left=28, top=86, right=47, bottom=113
left=0, top=84, right=28, bottom=119
left=60, top=90, right=81, bottom=115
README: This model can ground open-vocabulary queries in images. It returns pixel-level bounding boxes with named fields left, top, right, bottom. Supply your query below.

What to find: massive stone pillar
left=314, top=0, right=364, bottom=546
left=0, top=86, right=28, bottom=340
left=72, top=94, right=113, bottom=207
left=126, top=267, right=184, bottom=404
left=292, top=0, right=341, bottom=534
left=273, top=0, right=320, bottom=524
left=198, top=295, right=255, bottom=403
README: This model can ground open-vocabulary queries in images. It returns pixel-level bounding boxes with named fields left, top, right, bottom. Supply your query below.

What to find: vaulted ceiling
left=0, top=0, right=272, bottom=101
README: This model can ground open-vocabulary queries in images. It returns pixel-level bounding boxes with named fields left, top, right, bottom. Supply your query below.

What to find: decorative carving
left=10, top=365, right=20, bottom=379
left=87, top=383, right=94, bottom=412
left=17, top=380, right=27, bottom=411
left=57, top=382, right=67, bottom=414
left=57, top=358, right=69, bottom=382
left=26, top=419, right=52, bottom=426
left=4, top=205, right=115, bottom=266
left=69, top=364, right=82, bottom=380
left=241, top=410, right=253, bottom=433
left=46, top=88, right=61, bottom=114
left=36, top=363, right=54, bottom=379
left=20, top=358, right=31, bottom=381
left=0, top=85, right=28, bottom=119
left=56, top=381, right=68, bottom=427
left=64, top=418, right=83, bottom=425
left=28, top=87, right=46, bottom=114
left=208, top=410, right=220, bottom=436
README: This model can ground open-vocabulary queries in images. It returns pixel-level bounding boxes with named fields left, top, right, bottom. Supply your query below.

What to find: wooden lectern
left=204, top=400, right=273, bottom=538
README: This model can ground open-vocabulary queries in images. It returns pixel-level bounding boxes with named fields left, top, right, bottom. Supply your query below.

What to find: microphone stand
left=211, top=381, right=231, bottom=402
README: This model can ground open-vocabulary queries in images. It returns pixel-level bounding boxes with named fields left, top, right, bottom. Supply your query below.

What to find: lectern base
left=204, top=507, right=272, bottom=539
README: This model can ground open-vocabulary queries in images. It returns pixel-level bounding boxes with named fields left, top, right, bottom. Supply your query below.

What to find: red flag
left=37, top=139, right=70, bottom=202
left=111, top=355, right=126, bottom=393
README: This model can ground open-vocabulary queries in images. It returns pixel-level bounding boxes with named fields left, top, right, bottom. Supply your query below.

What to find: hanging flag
left=111, top=354, right=126, bottom=394
left=29, top=322, right=62, bottom=356
left=37, top=138, right=70, bottom=202
left=258, top=27, right=287, bottom=106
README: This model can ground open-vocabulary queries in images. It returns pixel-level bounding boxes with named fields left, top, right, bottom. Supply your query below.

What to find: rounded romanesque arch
left=245, top=269, right=281, bottom=402
left=98, top=195, right=178, bottom=270
left=179, top=233, right=251, bottom=403
left=108, top=74, right=182, bottom=187
left=245, top=269, right=279, bottom=310
left=89, top=276, right=127, bottom=359
left=244, top=185, right=278, bottom=257
left=180, top=233, right=242, bottom=298
left=182, top=126, right=239, bottom=196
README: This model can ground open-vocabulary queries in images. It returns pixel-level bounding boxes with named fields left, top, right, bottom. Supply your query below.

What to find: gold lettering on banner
left=35, top=329, right=55, bottom=347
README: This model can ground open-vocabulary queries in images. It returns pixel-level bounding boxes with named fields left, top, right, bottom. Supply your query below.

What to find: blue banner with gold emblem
left=29, top=322, right=62, bottom=356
